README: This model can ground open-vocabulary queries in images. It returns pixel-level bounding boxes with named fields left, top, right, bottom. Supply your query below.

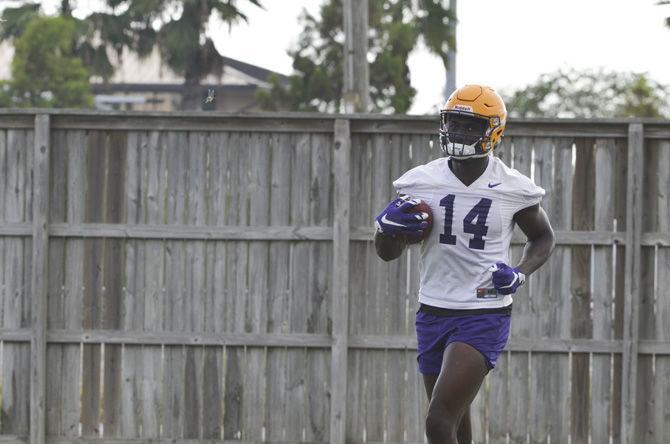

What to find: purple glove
left=374, top=196, right=429, bottom=239
left=489, top=262, right=526, bottom=295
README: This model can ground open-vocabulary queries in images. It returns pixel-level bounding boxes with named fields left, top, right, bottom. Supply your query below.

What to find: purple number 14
left=439, top=194, right=492, bottom=250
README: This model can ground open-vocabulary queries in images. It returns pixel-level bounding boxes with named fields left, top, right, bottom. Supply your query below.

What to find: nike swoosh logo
left=381, top=214, right=405, bottom=227
left=488, top=182, right=502, bottom=188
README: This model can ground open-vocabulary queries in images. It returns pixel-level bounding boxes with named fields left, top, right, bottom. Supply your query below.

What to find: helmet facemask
left=439, top=110, right=502, bottom=158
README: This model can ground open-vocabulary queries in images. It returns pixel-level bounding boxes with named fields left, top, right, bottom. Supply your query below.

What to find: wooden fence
left=0, top=110, right=669, bottom=444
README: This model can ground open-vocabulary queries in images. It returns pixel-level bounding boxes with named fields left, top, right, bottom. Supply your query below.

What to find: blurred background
left=1, top=0, right=669, bottom=116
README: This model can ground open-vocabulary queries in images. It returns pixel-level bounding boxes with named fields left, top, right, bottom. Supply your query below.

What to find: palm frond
left=0, top=3, right=40, bottom=41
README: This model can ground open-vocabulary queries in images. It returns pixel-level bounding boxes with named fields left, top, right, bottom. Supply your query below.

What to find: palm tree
left=0, top=2, right=40, bottom=41
left=257, top=0, right=455, bottom=113
left=1, top=1, right=263, bottom=110
left=110, top=0, right=262, bottom=110
left=661, top=1, right=670, bottom=28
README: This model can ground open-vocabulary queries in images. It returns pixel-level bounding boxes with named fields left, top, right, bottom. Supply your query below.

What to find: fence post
left=621, top=122, right=643, bottom=443
left=30, top=114, right=50, bottom=444
left=330, top=119, right=351, bottom=444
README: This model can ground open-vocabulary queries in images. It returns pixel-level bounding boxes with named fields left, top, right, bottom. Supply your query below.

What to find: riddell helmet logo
left=453, top=105, right=473, bottom=112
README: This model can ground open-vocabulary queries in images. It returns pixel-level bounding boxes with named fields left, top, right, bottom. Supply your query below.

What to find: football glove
left=489, top=262, right=526, bottom=295
left=374, top=196, right=429, bottom=239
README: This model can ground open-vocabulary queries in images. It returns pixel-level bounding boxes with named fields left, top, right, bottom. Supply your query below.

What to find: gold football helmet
left=439, top=84, right=507, bottom=158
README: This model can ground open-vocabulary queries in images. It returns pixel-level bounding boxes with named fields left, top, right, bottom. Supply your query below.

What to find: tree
left=660, top=1, right=670, bottom=28
left=0, top=15, right=92, bottom=108
left=504, top=69, right=670, bottom=119
left=0, top=1, right=123, bottom=80
left=257, top=0, right=455, bottom=113
left=104, top=0, right=262, bottom=109
left=1, top=1, right=263, bottom=110
left=415, top=0, right=457, bottom=98
left=0, top=2, right=40, bottom=41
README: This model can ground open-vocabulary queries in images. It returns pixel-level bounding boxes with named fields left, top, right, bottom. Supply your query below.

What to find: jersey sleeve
left=506, top=179, right=546, bottom=214
left=392, top=165, right=424, bottom=198
left=393, top=158, right=446, bottom=200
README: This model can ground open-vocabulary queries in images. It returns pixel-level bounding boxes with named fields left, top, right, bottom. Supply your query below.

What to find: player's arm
left=512, top=203, right=555, bottom=276
left=489, top=203, right=554, bottom=295
left=374, top=231, right=406, bottom=262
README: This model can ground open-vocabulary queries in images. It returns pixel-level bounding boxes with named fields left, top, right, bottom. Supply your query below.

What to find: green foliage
left=0, top=2, right=120, bottom=80
left=369, top=4, right=418, bottom=113
left=660, top=1, right=670, bottom=28
left=0, top=81, right=16, bottom=108
left=416, top=0, right=456, bottom=63
left=107, top=0, right=262, bottom=109
left=1, top=15, right=93, bottom=108
left=0, top=2, right=40, bottom=41
left=505, top=69, right=670, bottom=119
left=257, top=0, right=454, bottom=114
left=1, top=1, right=263, bottom=109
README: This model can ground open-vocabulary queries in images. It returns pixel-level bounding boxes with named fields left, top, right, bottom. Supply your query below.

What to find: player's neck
left=448, top=156, right=490, bottom=187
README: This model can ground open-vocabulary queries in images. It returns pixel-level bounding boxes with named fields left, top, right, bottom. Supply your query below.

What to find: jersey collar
left=444, top=155, right=494, bottom=189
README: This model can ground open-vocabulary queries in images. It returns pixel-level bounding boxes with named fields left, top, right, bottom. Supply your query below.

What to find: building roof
left=102, top=46, right=289, bottom=89
left=221, top=56, right=289, bottom=86
left=0, top=42, right=290, bottom=87
left=91, top=83, right=258, bottom=94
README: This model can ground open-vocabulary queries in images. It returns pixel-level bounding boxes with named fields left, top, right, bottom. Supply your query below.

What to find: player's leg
left=422, top=374, right=472, bottom=443
left=422, top=373, right=438, bottom=398
left=424, top=341, right=488, bottom=444
left=416, top=310, right=478, bottom=444
left=457, top=408, right=472, bottom=444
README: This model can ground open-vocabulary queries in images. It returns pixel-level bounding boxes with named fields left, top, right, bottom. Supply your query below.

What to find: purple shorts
left=415, top=306, right=511, bottom=374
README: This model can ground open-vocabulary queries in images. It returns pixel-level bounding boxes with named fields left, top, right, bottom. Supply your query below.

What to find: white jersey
left=393, top=156, right=545, bottom=309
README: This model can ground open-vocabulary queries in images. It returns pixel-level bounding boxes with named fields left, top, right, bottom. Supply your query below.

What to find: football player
left=374, top=85, right=555, bottom=444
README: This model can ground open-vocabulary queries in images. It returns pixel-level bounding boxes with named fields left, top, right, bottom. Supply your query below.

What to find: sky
left=212, top=0, right=670, bottom=114
left=4, top=0, right=670, bottom=114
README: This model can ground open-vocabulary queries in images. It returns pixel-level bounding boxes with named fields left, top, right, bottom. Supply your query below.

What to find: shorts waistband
left=418, top=303, right=512, bottom=317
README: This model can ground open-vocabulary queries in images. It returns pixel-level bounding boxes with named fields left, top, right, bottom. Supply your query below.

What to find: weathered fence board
left=528, top=136, right=572, bottom=444
left=307, top=133, right=332, bottom=442
left=591, top=138, right=616, bottom=444
left=265, top=133, right=292, bottom=442
left=45, top=129, right=67, bottom=437
left=0, top=113, right=668, bottom=444
left=31, top=115, right=50, bottom=444
left=571, top=138, right=595, bottom=443
left=623, top=124, right=645, bottom=444
left=653, top=140, right=670, bottom=442
left=141, top=131, right=164, bottom=438
left=508, top=136, right=533, bottom=444
left=61, top=131, right=86, bottom=438
left=288, top=132, right=311, bottom=443
left=119, top=131, right=141, bottom=439
left=2, top=128, right=32, bottom=437
left=162, top=130, right=186, bottom=438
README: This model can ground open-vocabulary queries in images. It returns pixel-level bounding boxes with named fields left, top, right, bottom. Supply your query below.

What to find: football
left=404, top=200, right=433, bottom=245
